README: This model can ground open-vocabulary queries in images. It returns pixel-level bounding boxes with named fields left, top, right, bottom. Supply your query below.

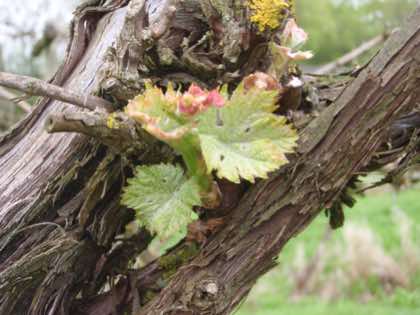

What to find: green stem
left=170, top=135, right=220, bottom=209
left=173, top=136, right=212, bottom=191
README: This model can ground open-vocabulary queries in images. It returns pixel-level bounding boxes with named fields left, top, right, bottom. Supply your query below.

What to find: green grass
left=236, top=185, right=420, bottom=315
left=238, top=298, right=420, bottom=315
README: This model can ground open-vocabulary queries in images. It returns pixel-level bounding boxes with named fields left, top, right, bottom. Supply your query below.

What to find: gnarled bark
left=0, top=1, right=419, bottom=315
left=0, top=3, right=130, bottom=313
left=0, top=0, right=272, bottom=313
left=129, top=8, right=420, bottom=314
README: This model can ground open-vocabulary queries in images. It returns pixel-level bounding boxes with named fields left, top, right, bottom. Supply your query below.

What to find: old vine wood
left=0, top=1, right=419, bottom=315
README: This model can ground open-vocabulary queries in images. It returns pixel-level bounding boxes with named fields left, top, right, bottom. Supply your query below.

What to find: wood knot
left=190, top=278, right=223, bottom=311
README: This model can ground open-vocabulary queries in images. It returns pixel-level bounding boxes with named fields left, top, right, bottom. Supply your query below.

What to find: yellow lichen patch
left=106, top=113, right=119, bottom=129
left=248, top=0, right=289, bottom=32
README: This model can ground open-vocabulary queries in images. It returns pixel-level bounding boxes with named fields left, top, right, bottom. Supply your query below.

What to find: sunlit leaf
left=197, top=84, right=298, bottom=183
left=122, top=164, right=201, bottom=239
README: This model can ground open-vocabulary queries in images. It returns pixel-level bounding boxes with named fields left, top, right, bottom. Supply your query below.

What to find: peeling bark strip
left=133, top=7, right=420, bottom=315
left=0, top=0, right=419, bottom=315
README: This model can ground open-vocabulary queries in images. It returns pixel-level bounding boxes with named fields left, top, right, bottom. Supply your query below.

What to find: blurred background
left=0, top=0, right=78, bottom=130
left=0, top=0, right=419, bottom=314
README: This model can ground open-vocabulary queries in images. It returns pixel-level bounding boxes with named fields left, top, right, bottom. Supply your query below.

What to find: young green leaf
left=197, top=84, right=298, bottom=183
left=125, top=83, right=191, bottom=142
left=122, top=164, right=201, bottom=239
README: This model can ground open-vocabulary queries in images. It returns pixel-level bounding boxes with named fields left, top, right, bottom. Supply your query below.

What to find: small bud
left=286, top=76, right=304, bottom=88
left=164, top=83, right=180, bottom=112
left=205, top=90, right=225, bottom=108
left=284, top=48, right=314, bottom=61
left=178, top=94, right=200, bottom=115
left=178, top=85, right=225, bottom=116
left=243, top=72, right=282, bottom=91
left=282, top=19, right=309, bottom=49
left=188, top=84, right=207, bottom=97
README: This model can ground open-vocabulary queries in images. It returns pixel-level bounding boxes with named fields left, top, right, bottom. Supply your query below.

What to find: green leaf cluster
left=122, top=81, right=298, bottom=239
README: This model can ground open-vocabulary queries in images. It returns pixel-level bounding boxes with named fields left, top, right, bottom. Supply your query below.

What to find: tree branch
left=0, top=71, right=114, bottom=112
left=0, top=85, right=31, bottom=112
left=314, top=32, right=388, bottom=75
left=45, top=109, right=153, bottom=154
